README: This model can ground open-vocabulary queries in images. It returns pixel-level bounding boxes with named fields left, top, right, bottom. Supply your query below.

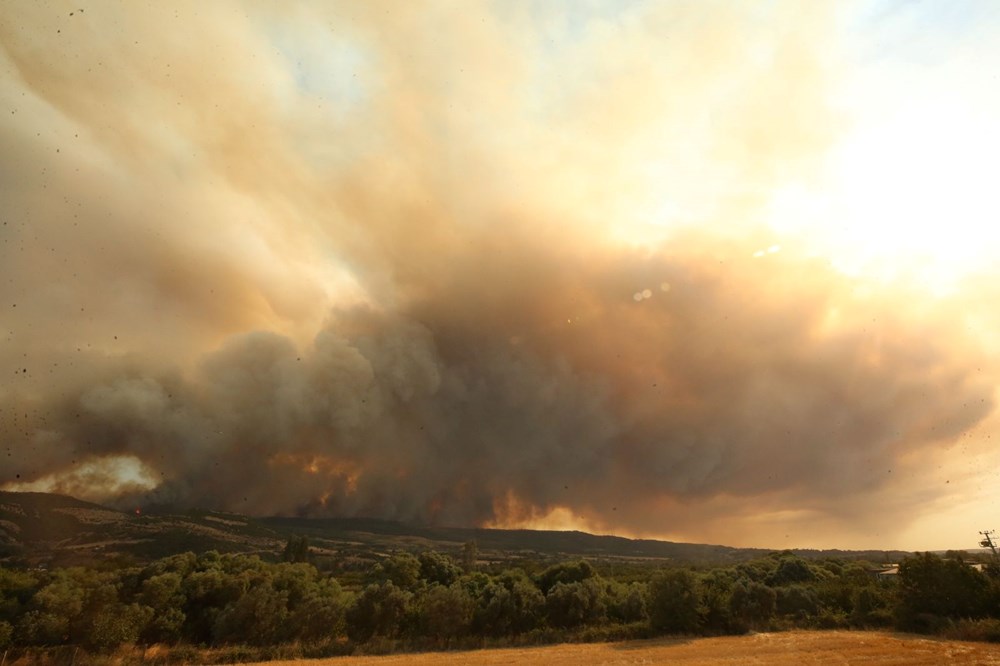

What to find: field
left=249, top=631, right=1000, bottom=665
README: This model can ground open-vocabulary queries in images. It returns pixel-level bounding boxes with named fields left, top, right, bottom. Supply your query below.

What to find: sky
left=2, top=0, right=1000, bottom=551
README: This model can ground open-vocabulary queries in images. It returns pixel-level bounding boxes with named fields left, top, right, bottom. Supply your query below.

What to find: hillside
left=0, top=491, right=278, bottom=566
left=0, top=491, right=910, bottom=567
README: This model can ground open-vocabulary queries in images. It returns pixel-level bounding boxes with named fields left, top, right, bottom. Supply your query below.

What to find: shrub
left=647, top=570, right=701, bottom=634
left=86, top=603, right=154, bottom=651
left=767, top=558, right=815, bottom=586
left=474, top=577, right=544, bottom=636
left=775, top=585, right=819, bottom=618
left=812, top=608, right=849, bottom=630
left=346, top=582, right=412, bottom=642
left=943, top=618, right=1000, bottom=643
left=896, top=552, right=990, bottom=622
left=418, top=552, right=461, bottom=587
left=0, top=619, right=12, bottom=649
left=416, top=583, right=474, bottom=640
left=728, top=579, right=775, bottom=632
left=537, top=561, right=597, bottom=595
left=545, top=579, right=606, bottom=629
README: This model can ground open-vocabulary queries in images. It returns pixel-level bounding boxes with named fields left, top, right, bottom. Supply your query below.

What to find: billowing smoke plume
left=1, top=1, right=995, bottom=547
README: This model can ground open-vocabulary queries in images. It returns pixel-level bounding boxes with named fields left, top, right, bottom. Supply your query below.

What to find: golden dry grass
left=248, top=631, right=1000, bottom=665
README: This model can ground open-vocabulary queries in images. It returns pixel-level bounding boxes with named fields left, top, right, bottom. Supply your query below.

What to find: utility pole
left=979, top=530, right=998, bottom=559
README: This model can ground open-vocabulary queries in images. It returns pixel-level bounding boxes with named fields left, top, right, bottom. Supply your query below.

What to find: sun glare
left=769, top=42, right=1000, bottom=291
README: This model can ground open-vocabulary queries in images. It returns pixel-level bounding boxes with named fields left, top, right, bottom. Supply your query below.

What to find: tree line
left=2, top=543, right=1000, bottom=661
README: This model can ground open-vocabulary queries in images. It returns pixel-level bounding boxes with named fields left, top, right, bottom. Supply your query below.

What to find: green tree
left=462, top=540, right=478, bottom=573
left=417, top=583, right=475, bottom=642
left=544, top=578, right=607, bottom=628
left=419, top=551, right=461, bottom=586
left=283, top=535, right=311, bottom=563
left=141, top=552, right=197, bottom=579
left=728, top=579, right=775, bottom=631
left=896, top=552, right=990, bottom=630
left=0, top=568, right=39, bottom=625
left=537, top=560, right=598, bottom=595
left=18, top=568, right=99, bottom=645
left=181, top=568, right=247, bottom=643
left=143, top=607, right=185, bottom=644
left=605, top=580, right=648, bottom=624
left=733, top=558, right=774, bottom=583
left=272, top=562, right=319, bottom=607
left=137, top=572, right=186, bottom=644
left=0, top=619, right=12, bottom=650
left=346, top=582, right=412, bottom=641
left=213, top=577, right=290, bottom=646
left=851, top=586, right=891, bottom=627
left=15, top=610, right=69, bottom=646
left=372, top=552, right=422, bottom=590
left=140, top=572, right=184, bottom=611
left=288, top=577, right=350, bottom=642
left=647, top=569, right=701, bottom=634
left=775, top=585, right=819, bottom=618
left=767, top=557, right=815, bottom=586
left=473, top=573, right=544, bottom=636
left=699, top=569, right=736, bottom=632
left=86, top=603, right=154, bottom=651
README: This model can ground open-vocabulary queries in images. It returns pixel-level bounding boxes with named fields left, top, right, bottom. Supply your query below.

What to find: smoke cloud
left=1, top=1, right=995, bottom=547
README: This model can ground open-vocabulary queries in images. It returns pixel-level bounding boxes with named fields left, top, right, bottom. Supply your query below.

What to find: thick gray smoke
left=5, top=236, right=992, bottom=540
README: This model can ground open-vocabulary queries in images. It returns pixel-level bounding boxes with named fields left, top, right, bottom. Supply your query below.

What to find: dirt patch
left=52, top=507, right=127, bottom=524
left=0, top=518, right=22, bottom=534
left=245, top=631, right=1000, bottom=666
left=0, top=503, right=27, bottom=516
left=203, top=515, right=249, bottom=527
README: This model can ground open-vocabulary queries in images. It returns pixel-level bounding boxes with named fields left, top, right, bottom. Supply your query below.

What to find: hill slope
left=0, top=491, right=909, bottom=567
left=0, top=491, right=278, bottom=566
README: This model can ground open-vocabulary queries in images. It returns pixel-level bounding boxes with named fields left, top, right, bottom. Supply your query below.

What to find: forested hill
left=0, top=491, right=911, bottom=567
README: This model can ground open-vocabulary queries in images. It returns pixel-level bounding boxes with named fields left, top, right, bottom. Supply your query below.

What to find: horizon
left=0, top=487, right=990, bottom=556
left=4, top=1, right=1000, bottom=552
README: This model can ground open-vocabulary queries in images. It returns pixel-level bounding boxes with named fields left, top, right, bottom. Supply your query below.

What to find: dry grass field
left=248, top=631, right=1000, bottom=665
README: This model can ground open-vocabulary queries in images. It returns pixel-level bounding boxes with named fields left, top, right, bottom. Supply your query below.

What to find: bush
left=896, top=553, right=990, bottom=621
left=212, top=582, right=289, bottom=645
left=537, top=561, right=597, bottom=595
left=812, top=608, right=849, bottom=630
left=605, top=581, right=647, bottom=624
left=416, top=583, right=474, bottom=640
left=370, top=553, right=421, bottom=590
left=849, top=586, right=889, bottom=627
left=418, top=552, right=461, bottom=587
left=86, top=603, right=154, bottom=651
left=0, top=619, right=12, bottom=649
left=545, top=579, right=606, bottom=629
left=346, top=582, right=412, bottom=642
left=575, top=621, right=652, bottom=643
left=15, top=610, right=69, bottom=646
left=288, top=580, right=350, bottom=643
left=143, top=607, right=185, bottom=643
left=896, top=611, right=952, bottom=635
left=473, top=577, right=544, bottom=636
left=210, top=644, right=260, bottom=663
left=775, top=585, right=818, bottom=618
left=767, top=557, right=815, bottom=586
left=647, top=570, right=701, bottom=634
left=943, top=618, right=1000, bottom=643
left=728, top=579, right=775, bottom=632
